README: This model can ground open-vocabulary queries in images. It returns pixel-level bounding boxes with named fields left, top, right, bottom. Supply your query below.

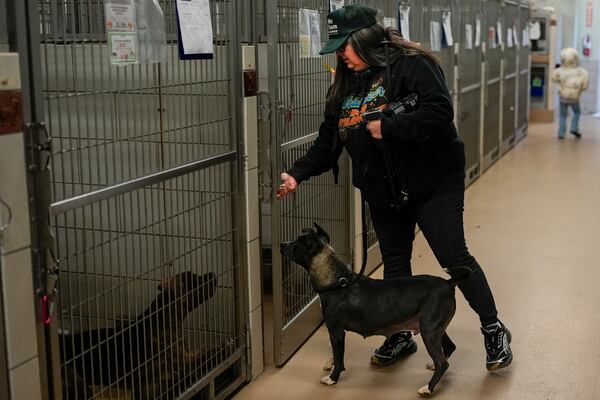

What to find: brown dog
left=60, top=271, right=217, bottom=399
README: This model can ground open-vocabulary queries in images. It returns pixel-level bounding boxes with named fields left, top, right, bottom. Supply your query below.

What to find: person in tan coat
left=551, top=48, right=589, bottom=139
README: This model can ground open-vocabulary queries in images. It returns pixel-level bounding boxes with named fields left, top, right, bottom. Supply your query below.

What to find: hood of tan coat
left=560, top=48, right=580, bottom=68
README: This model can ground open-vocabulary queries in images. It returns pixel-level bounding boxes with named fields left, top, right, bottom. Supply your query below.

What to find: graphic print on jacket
left=339, top=76, right=388, bottom=130
left=337, top=74, right=400, bottom=207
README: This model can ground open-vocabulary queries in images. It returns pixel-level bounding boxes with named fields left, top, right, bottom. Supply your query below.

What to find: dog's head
left=280, top=223, right=331, bottom=270
left=158, top=271, right=217, bottom=313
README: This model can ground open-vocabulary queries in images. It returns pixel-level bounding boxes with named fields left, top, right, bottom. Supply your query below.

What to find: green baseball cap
left=319, top=5, right=378, bottom=55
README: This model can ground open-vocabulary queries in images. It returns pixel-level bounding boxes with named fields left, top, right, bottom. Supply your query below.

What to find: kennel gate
left=419, top=0, right=458, bottom=94
left=482, top=0, right=503, bottom=172
left=516, top=1, right=530, bottom=143
left=27, top=0, right=248, bottom=398
left=456, top=0, right=484, bottom=186
left=501, top=0, right=519, bottom=155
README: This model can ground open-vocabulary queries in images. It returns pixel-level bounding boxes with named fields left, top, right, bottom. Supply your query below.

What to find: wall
left=574, top=0, right=600, bottom=113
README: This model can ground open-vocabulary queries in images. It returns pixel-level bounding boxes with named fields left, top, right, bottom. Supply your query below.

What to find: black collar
left=313, top=268, right=360, bottom=294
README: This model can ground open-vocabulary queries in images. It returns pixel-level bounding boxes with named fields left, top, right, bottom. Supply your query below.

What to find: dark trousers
left=368, top=167, right=499, bottom=327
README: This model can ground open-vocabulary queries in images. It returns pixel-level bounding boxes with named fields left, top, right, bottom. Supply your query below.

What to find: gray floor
left=235, top=117, right=600, bottom=400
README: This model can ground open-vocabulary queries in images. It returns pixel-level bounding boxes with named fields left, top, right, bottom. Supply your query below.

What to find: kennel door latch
left=40, top=272, right=58, bottom=325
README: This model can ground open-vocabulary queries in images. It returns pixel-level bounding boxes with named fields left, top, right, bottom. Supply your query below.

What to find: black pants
left=368, top=167, right=498, bottom=327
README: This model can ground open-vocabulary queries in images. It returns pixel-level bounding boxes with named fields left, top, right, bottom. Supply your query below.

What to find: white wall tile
left=247, top=238, right=261, bottom=312
left=0, top=133, right=31, bottom=254
left=249, top=306, right=264, bottom=379
left=244, top=96, right=258, bottom=171
left=1, top=249, right=38, bottom=369
left=245, top=168, right=259, bottom=241
left=9, top=356, right=41, bottom=400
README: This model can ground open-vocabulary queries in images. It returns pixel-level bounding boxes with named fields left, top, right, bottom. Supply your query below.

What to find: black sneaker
left=370, top=332, right=417, bottom=367
left=570, top=131, right=582, bottom=138
left=481, top=321, right=513, bottom=371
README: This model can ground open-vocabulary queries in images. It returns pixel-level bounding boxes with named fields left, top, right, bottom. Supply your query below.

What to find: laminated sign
left=399, top=6, right=411, bottom=41
left=299, top=9, right=321, bottom=58
left=176, top=0, right=214, bottom=60
left=465, top=24, right=473, bottom=50
left=442, top=11, right=453, bottom=47
left=522, top=26, right=530, bottom=47
left=496, top=21, right=504, bottom=46
left=330, top=0, right=344, bottom=12
left=488, top=27, right=497, bottom=49
left=383, top=18, right=397, bottom=29
left=475, top=15, right=482, bottom=47
left=105, top=2, right=138, bottom=65
left=430, top=21, right=442, bottom=52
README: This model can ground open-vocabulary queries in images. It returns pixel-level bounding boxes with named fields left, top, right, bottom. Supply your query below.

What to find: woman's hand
left=277, top=172, right=298, bottom=199
left=366, top=120, right=382, bottom=139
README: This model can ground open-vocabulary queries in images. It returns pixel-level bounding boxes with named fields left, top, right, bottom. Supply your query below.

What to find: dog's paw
left=418, top=385, right=432, bottom=397
left=320, top=375, right=337, bottom=386
left=323, top=358, right=334, bottom=371
left=425, top=361, right=435, bottom=371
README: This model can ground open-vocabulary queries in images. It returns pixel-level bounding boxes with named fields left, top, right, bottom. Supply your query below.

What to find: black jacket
left=287, top=54, right=465, bottom=208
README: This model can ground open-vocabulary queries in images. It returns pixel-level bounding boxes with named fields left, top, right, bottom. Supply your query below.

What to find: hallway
left=234, top=117, right=600, bottom=400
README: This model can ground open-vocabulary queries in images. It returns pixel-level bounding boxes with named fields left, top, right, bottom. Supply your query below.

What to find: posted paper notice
left=176, top=0, right=214, bottom=56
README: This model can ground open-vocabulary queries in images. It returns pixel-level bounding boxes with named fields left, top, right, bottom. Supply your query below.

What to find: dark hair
left=326, top=24, right=439, bottom=110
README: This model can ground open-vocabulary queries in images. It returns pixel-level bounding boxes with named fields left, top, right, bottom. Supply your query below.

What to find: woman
left=277, top=4, right=512, bottom=371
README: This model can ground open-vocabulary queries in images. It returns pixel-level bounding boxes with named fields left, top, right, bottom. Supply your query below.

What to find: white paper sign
left=507, top=28, right=514, bottom=48
left=488, top=27, right=497, bottom=49
left=496, top=21, right=504, bottom=46
left=299, top=9, right=321, bottom=58
left=176, top=0, right=214, bottom=56
left=330, top=0, right=344, bottom=12
left=475, top=16, right=481, bottom=47
left=523, top=28, right=530, bottom=47
left=105, top=3, right=136, bottom=31
left=399, top=6, right=411, bottom=41
left=465, top=24, right=473, bottom=50
left=431, top=21, right=442, bottom=52
left=442, top=11, right=453, bottom=46
left=513, top=25, right=520, bottom=48
left=383, top=17, right=397, bottom=29
left=109, top=32, right=138, bottom=65
left=530, top=21, right=541, bottom=40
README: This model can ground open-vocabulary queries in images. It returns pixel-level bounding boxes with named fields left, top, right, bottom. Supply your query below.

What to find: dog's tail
left=444, top=266, right=472, bottom=287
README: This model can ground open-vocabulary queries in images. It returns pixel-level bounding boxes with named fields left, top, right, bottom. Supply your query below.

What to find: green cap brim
left=319, top=35, right=350, bottom=55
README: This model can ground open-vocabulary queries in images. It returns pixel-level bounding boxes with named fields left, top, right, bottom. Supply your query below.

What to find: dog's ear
left=312, top=222, right=330, bottom=243
left=157, top=276, right=176, bottom=293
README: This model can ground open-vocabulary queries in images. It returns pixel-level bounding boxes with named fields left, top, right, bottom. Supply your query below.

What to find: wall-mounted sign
left=586, top=1, right=593, bottom=28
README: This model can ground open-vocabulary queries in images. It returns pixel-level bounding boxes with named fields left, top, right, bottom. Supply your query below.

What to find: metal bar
left=280, top=131, right=318, bottom=152
left=505, top=72, right=518, bottom=80
left=461, top=82, right=482, bottom=94
left=487, top=77, right=502, bottom=85
left=50, top=151, right=237, bottom=216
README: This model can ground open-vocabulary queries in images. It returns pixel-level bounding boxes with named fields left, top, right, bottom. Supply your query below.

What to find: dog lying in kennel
left=60, top=271, right=218, bottom=399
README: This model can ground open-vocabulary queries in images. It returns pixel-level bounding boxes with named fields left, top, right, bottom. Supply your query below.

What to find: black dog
left=280, top=224, right=471, bottom=396
left=60, top=271, right=217, bottom=399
